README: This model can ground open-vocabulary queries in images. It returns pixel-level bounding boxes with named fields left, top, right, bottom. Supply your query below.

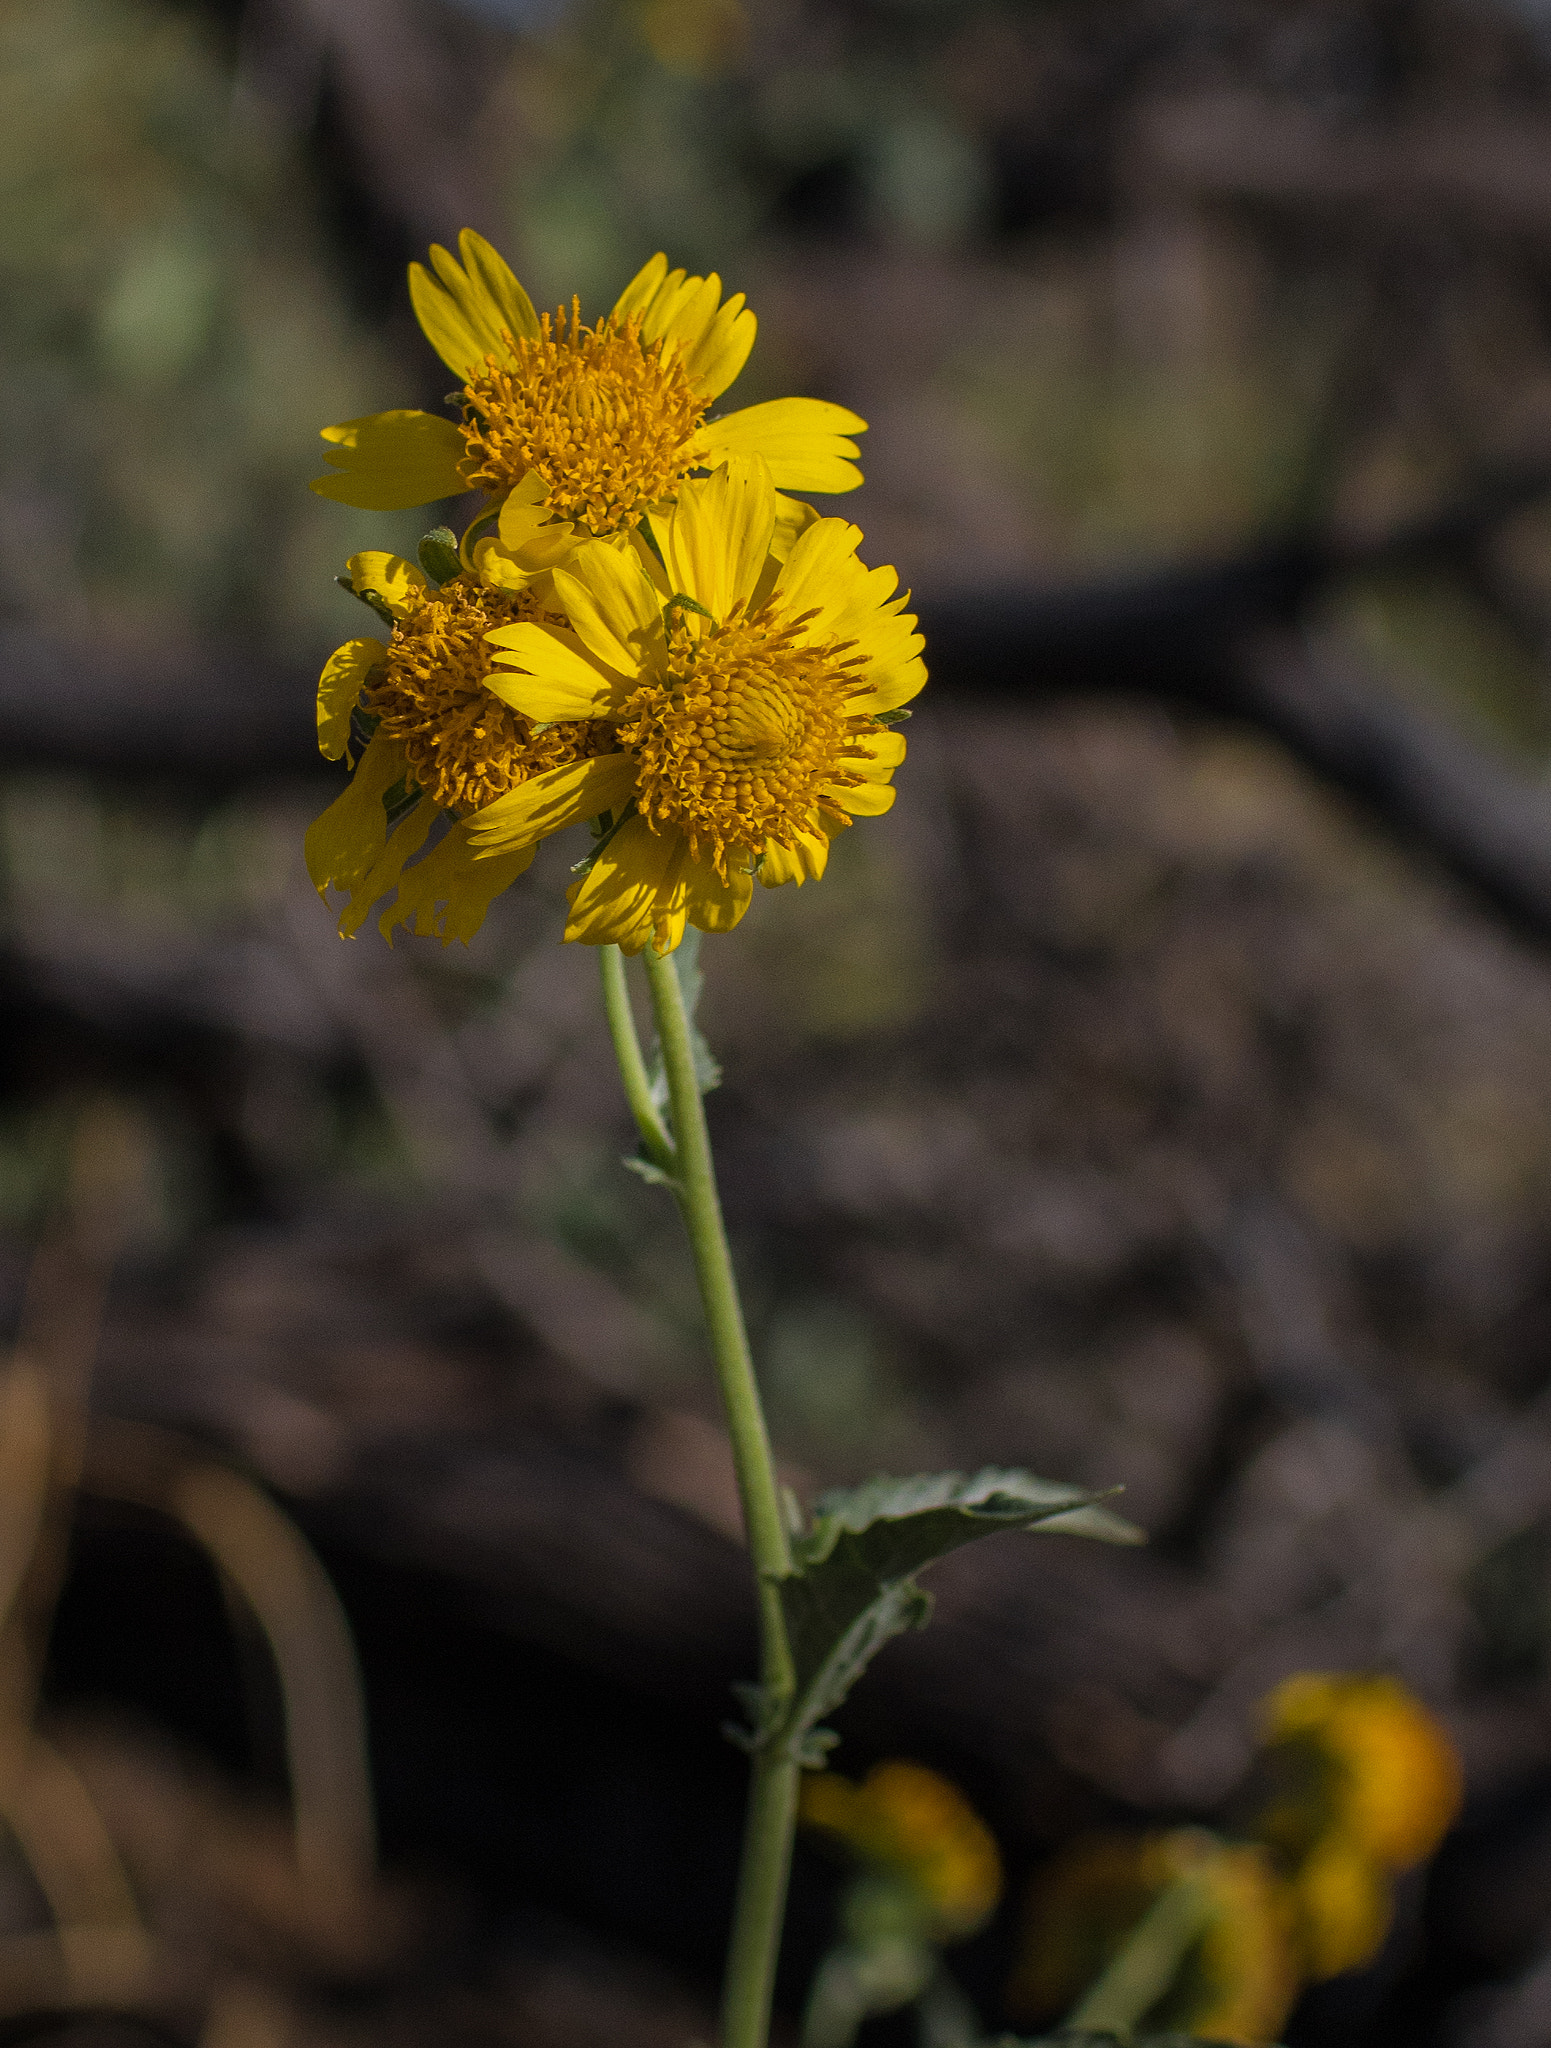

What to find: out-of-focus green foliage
left=0, top=0, right=411, bottom=647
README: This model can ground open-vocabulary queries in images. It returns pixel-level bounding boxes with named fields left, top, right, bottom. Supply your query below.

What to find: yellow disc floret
left=617, top=600, right=875, bottom=878
left=457, top=301, right=709, bottom=536
left=367, top=577, right=612, bottom=814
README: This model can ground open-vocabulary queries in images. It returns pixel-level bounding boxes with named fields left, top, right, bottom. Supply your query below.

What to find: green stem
left=599, top=946, right=675, bottom=1171
left=1064, top=1873, right=1214, bottom=2037
left=637, top=942, right=797, bottom=2048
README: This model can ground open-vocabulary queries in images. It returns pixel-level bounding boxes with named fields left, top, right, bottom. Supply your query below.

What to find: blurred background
left=13, top=0, right=1551, bottom=2044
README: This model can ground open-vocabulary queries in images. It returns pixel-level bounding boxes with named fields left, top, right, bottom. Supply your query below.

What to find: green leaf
left=382, top=775, right=421, bottom=829
left=745, top=1469, right=1142, bottom=1764
left=417, top=526, right=461, bottom=586
left=622, top=1153, right=682, bottom=1193
left=337, top=573, right=396, bottom=631
left=647, top=926, right=721, bottom=1109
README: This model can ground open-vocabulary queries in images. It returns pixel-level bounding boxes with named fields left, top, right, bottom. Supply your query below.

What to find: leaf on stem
left=648, top=926, right=722, bottom=1108
left=736, top=1469, right=1143, bottom=1764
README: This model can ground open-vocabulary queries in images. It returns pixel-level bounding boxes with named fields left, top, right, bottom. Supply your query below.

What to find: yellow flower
left=1251, top=1673, right=1462, bottom=1985
left=1008, top=1830, right=1299, bottom=2047
left=799, top=1761, right=1002, bottom=1941
left=1257, top=1674, right=1462, bottom=1874
left=464, top=457, right=925, bottom=954
left=305, top=551, right=614, bottom=943
left=311, top=232, right=866, bottom=557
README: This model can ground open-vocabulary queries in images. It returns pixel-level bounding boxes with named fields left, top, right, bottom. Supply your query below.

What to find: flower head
left=1257, top=1673, right=1462, bottom=1876
left=800, top=1761, right=1002, bottom=1942
left=1250, top=1672, right=1462, bottom=1984
left=311, top=233, right=866, bottom=563
left=1008, top=1830, right=1299, bottom=2046
left=466, top=457, right=925, bottom=953
left=306, top=550, right=614, bottom=943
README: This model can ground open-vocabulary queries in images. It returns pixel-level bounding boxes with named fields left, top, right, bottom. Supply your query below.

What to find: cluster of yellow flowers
left=794, top=1676, right=1459, bottom=2046
left=1009, top=1671, right=1463, bottom=2044
left=304, top=233, right=926, bottom=953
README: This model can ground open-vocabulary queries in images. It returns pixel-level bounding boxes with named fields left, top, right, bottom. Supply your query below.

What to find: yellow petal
left=1296, top=1835, right=1392, bottom=1981
left=771, top=492, right=821, bottom=564
left=565, top=816, right=688, bottom=952
left=771, top=514, right=865, bottom=626
left=683, top=853, right=754, bottom=933
left=346, top=550, right=428, bottom=618
left=339, top=798, right=436, bottom=937
left=829, top=777, right=896, bottom=817
left=687, top=294, right=757, bottom=400
left=854, top=729, right=907, bottom=773
left=313, top=411, right=466, bottom=510
left=466, top=751, right=637, bottom=855
left=317, top=637, right=385, bottom=761
left=472, top=468, right=580, bottom=579
left=381, top=817, right=535, bottom=946
left=662, top=273, right=721, bottom=356
left=484, top=622, right=623, bottom=719
left=697, top=397, right=866, bottom=493
left=303, top=732, right=410, bottom=902
left=551, top=544, right=665, bottom=676
left=611, top=252, right=670, bottom=325
left=660, top=457, right=776, bottom=620
left=409, top=229, right=540, bottom=380
left=760, top=822, right=830, bottom=887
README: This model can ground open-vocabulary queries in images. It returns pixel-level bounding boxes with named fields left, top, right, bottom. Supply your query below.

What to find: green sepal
left=382, top=775, right=421, bottom=829
left=418, top=526, right=461, bottom=586
left=572, top=801, right=639, bottom=876
left=337, top=573, right=396, bottom=631
left=739, top=1470, right=1142, bottom=1764
left=873, top=706, right=912, bottom=725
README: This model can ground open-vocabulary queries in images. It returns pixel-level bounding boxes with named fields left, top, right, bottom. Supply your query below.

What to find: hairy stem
left=636, top=942, right=797, bottom=2048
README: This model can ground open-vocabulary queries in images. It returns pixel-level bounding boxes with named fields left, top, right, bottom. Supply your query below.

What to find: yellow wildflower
left=311, top=232, right=866, bottom=565
left=305, top=550, right=614, bottom=942
left=1253, top=1672, right=1462, bottom=1984
left=1258, top=1673, right=1462, bottom=1874
left=800, top=1761, right=1002, bottom=1941
left=464, top=456, right=925, bottom=954
left=1008, top=1830, right=1299, bottom=2046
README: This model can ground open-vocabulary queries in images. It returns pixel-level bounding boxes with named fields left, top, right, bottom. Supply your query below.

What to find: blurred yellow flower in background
left=466, top=456, right=925, bottom=954
left=799, top=1760, right=1002, bottom=1942
left=311, top=232, right=866, bottom=554
left=1254, top=1671, right=1462, bottom=1982
left=1008, top=1828, right=1299, bottom=2046
left=1259, top=1672, right=1462, bottom=1874
left=305, top=549, right=614, bottom=943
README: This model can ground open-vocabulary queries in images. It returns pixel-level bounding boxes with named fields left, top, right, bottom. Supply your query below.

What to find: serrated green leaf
left=749, top=1469, right=1142, bottom=1763
left=648, top=926, right=721, bottom=1109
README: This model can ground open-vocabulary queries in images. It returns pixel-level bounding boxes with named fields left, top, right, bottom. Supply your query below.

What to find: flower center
left=616, top=602, right=875, bottom=875
left=368, top=578, right=613, bottom=814
left=456, top=301, right=709, bottom=536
